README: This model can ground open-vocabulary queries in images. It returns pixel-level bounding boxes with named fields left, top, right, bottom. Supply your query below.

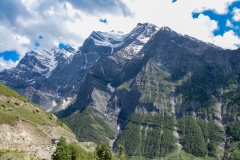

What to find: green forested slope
left=62, top=111, right=115, bottom=144
left=115, top=113, right=175, bottom=159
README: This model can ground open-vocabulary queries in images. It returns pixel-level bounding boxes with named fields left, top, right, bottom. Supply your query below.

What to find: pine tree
left=96, top=142, right=113, bottom=160
left=117, top=145, right=128, bottom=160
left=52, top=137, right=71, bottom=160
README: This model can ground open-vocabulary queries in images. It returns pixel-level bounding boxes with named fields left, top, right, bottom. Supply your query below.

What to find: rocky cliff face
left=60, top=25, right=240, bottom=159
left=1, top=23, right=240, bottom=159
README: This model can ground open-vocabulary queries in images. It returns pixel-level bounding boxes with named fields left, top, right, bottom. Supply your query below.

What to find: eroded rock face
left=0, top=23, right=159, bottom=112
left=63, top=24, right=229, bottom=123
left=0, top=121, right=76, bottom=160
left=59, top=24, right=240, bottom=159
left=2, top=23, right=240, bottom=158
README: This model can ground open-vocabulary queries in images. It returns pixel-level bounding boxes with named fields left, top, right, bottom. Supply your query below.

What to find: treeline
left=52, top=137, right=127, bottom=160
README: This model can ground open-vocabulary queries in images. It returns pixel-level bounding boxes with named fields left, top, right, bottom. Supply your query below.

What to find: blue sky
left=0, top=0, right=240, bottom=70
left=0, top=51, right=19, bottom=62
left=59, top=43, right=69, bottom=49
left=192, top=1, right=240, bottom=36
left=99, top=18, right=108, bottom=24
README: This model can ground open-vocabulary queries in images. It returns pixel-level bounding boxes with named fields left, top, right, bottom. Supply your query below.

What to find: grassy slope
left=0, top=82, right=77, bottom=159
left=0, top=82, right=72, bottom=132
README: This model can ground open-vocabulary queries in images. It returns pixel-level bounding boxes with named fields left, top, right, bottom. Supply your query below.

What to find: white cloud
left=213, top=30, right=240, bottom=49
left=0, top=25, right=29, bottom=58
left=0, top=58, right=19, bottom=71
left=121, top=0, right=239, bottom=48
left=1, top=0, right=240, bottom=70
left=226, top=19, right=234, bottom=27
left=232, top=7, right=240, bottom=21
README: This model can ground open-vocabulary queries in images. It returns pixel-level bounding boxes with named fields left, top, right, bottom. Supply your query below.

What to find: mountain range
left=1, top=23, right=240, bottom=159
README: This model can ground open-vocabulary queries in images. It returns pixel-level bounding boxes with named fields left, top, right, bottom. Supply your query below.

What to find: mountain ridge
left=1, top=23, right=240, bottom=159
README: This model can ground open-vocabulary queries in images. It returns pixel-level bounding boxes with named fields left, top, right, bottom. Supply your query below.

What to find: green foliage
left=176, top=72, right=211, bottom=103
left=177, top=117, right=208, bottom=157
left=69, top=142, right=95, bottom=160
left=177, top=117, right=224, bottom=158
left=229, top=150, right=240, bottom=160
left=198, top=121, right=224, bottom=157
left=96, top=142, right=113, bottom=160
left=226, top=74, right=239, bottom=90
left=196, top=106, right=216, bottom=115
left=117, top=122, right=141, bottom=156
left=0, top=150, right=33, bottom=160
left=52, top=137, right=94, bottom=160
left=0, top=150, right=9, bottom=157
left=52, top=137, right=71, bottom=160
left=0, top=112, right=18, bottom=125
left=223, top=122, right=240, bottom=159
left=0, top=82, right=73, bottom=136
left=115, top=145, right=128, bottom=160
left=116, top=113, right=175, bottom=159
left=223, top=74, right=240, bottom=119
left=136, top=65, right=173, bottom=104
left=0, top=82, right=29, bottom=102
left=226, top=122, right=240, bottom=142
left=117, top=85, right=125, bottom=90
left=223, top=141, right=240, bottom=160
left=62, top=112, right=115, bottom=144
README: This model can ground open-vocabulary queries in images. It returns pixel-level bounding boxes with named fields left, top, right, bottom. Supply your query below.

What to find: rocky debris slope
left=0, top=82, right=77, bottom=160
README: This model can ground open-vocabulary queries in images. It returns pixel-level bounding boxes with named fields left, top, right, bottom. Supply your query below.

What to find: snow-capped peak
left=33, top=49, right=58, bottom=78
left=25, top=46, right=76, bottom=78
left=160, top=26, right=172, bottom=31
left=89, top=30, right=129, bottom=48
left=121, top=23, right=159, bottom=59
left=128, top=23, right=159, bottom=41
left=52, top=46, right=75, bottom=58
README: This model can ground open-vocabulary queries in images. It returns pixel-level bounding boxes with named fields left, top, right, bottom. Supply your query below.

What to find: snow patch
left=33, top=50, right=58, bottom=78
left=120, top=23, right=159, bottom=59
left=111, top=47, right=113, bottom=54
left=90, top=31, right=128, bottom=48
left=101, top=66, right=106, bottom=77
left=61, top=97, right=73, bottom=110
left=107, top=83, right=115, bottom=92
left=52, top=101, right=57, bottom=107
left=30, top=47, right=76, bottom=78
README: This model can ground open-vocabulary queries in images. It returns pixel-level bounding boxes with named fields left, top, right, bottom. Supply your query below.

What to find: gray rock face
left=59, top=24, right=240, bottom=133
left=0, top=47, right=77, bottom=110
left=0, top=23, right=159, bottom=112
left=2, top=22, right=239, bottom=121
left=2, top=23, right=240, bottom=158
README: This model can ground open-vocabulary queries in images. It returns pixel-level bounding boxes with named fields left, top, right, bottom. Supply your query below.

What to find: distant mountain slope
left=0, top=82, right=77, bottom=160
left=59, top=25, right=240, bottom=159
left=1, top=23, right=240, bottom=159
